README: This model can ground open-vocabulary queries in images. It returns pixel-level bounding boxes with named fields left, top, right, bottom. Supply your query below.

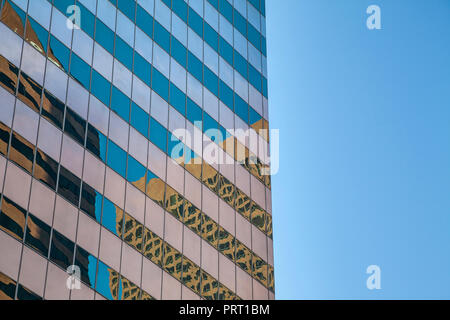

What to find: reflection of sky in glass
left=149, top=118, right=167, bottom=152
left=127, top=155, right=146, bottom=183
left=131, top=102, right=149, bottom=137
left=48, top=35, right=70, bottom=71
left=91, top=70, right=111, bottom=107
left=102, top=197, right=120, bottom=236
left=93, top=191, right=102, bottom=223
left=96, top=260, right=122, bottom=300
left=27, top=17, right=48, bottom=53
left=87, top=255, right=97, bottom=289
left=107, top=140, right=127, bottom=177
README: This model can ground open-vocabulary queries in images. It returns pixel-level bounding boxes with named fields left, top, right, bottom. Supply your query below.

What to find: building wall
left=0, top=0, right=273, bottom=300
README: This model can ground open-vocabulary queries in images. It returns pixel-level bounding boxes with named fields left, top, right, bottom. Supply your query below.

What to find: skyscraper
left=0, top=0, right=273, bottom=300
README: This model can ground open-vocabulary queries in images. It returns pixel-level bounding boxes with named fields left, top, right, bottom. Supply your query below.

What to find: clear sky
left=266, top=0, right=450, bottom=299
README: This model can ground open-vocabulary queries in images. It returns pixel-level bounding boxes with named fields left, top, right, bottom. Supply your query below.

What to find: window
left=50, top=229, right=75, bottom=269
left=64, top=107, right=86, bottom=145
left=80, top=182, right=103, bottom=222
left=24, top=213, right=51, bottom=257
left=0, top=196, right=26, bottom=241
left=34, top=149, right=59, bottom=190
left=107, top=140, right=127, bottom=178
left=58, top=165, right=81, bottom=206
left=102, top=196, right=124, bottom=237
left=74, top=245, right=98, bottom=288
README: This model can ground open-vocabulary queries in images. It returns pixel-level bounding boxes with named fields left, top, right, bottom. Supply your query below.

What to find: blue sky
left=267, top=0, right=450, bottom=299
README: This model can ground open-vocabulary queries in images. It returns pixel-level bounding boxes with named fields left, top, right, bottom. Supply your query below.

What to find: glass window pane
left=24, top=213, right=51, bottom=257
left=111, top=86, right=130, bottom=122
left=57, top=165, right=81, bottom=206
left=41, top=89, right=65, bottom=129
left=80, top=182, right=103, bottom=222
left=64, top=107, right=86, bottom=145
left=107, top=140, right=127, bottom=178
left=34, top=149, right=58, bottom=190
left=101, top=196, right=124, bottom=237
left=0, top=196, right=26, bottom=241
left=86, top=124, right=107, bottom=162
left=9, top=131, right=35, bottom=174
left=49, top=228, right=75, bottom=269
left=74, top=245, right=97, bottom=288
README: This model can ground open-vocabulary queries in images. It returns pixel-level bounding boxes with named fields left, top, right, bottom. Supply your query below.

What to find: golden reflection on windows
left=0, top=196, right=26, bottom=241
left=234, top=139, right=248, bottom=165
left=25, top=18, right=47, bottom=55
left=0, top=272, right=16, bottom=300
left=165, top=185, right=184, bottom=221
left=183, top=201, right=202, bottom=235
left=235, top=188, right=251, bottom=220
left=218, top=283, right=237, bottom=300
left=265, top=173, right=271, bottom=189
left=0, top=0, right=25, bottom=37
left=252, top=254, right=268, bottom=287
left=0, top=122, right=11, bottom=157
left=251, top=201, right=266, bottom=234
left=143, top=228, right=163, bottom=266
left=202, top=162, right=219, bottom=192
left=0, top=54, right=19, bottom=95
left=246, top=153, right=264, bottom=182
left=268, top=265, right=275, bottom=292
left=108, top=269, right=122, bottom=300
left=163, top=243, right=182, bottom=280
left=41, top=89, right=65, bottom=129
left=262, top=119, right=269, bottom=139
left=34, top=148, right=58, bottom=190
left=218, top=226, right=235, bottom=261
left=123, top=213, right=144, bottom=253
left=235, top=240, right=252, bottom=273
left=218, top=175, right=235, bottom=207
left=9, top=131, right=35, bottom=174
left=146, top=176, right=165, bottom=207
left=130, top=170, right=147, bottom=195
left=265, top=213, right=273, bottom=239
left=250, top=118, right=264, bottom=137
left=201, top=213, right=219, bottom=248
left=200, top=271, right=218, bottom=300
left=121, top=277, right=141, bottom=300
left=184, top=155, right=202, bottom=180
left=140, top=290, right=155, bottom=300
left=182, top=257, right=201, bottom=294
left=17, top=72, right=42, bottom=113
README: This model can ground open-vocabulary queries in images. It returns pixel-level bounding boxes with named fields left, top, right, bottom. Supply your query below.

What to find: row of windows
left=0, top=49, right=272, bottom=238
left=0, top=0, right=271, bottom=186
left=49, top=0, right=269, bottom=98
left=0, top=196, right=154, bottom=300
left=0, top=51, right=272, bottom=247
left=0, top=60, right=274, bottom=292
left=107, top=0, right=267, bottom=57
left=0, top=272, right=43, bottom=300
left=0, top=187, right=243, bottom=299
left=0, top=102, right=274, bottom=292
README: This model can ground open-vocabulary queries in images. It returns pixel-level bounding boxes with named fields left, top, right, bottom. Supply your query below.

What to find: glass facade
left=0, top=0, right=273, bottom=300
